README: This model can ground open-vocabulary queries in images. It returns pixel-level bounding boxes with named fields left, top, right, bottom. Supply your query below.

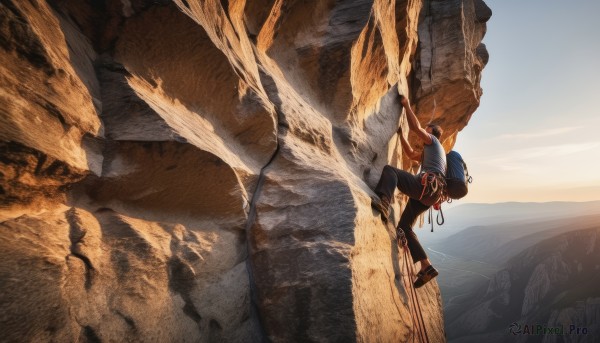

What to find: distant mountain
left=421, top=201, right=600, bottom=241
left=421, top=202, right=600, bottom=318
left=434, top=214, right=600, bottom=264
left=446, top=227, right=600, bottom=343
left=445, top=201, right=600, bottom=223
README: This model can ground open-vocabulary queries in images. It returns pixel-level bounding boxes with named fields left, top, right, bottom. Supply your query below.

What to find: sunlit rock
left=0, top=0, right=489, bottom=341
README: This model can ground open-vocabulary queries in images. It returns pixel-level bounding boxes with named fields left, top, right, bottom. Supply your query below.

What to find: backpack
left=426, top=150, right=472, bottom=232
left=445, top=150, right=472, bottom=200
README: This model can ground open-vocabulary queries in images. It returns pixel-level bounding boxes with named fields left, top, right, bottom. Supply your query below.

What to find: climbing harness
left=418, top=172, right=447, bottom=202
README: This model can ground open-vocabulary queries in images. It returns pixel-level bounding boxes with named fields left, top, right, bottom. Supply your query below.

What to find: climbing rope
left=403, top=245, right=431, bottom=343
left=395, top=227, right=431, bottom=343
left=401, top=243, right=430, bottom=343
left=394, top=227, right=421, bottom=343
left=402, top=255, right=420, bottom=343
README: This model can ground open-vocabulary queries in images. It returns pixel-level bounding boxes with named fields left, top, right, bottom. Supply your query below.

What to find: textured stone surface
left=412, top=0, right=490, bottom=150
left=1, top=0, right=489, bottom=341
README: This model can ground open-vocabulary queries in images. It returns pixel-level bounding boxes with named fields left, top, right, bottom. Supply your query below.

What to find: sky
left=452, top=0, right=600, bottom=203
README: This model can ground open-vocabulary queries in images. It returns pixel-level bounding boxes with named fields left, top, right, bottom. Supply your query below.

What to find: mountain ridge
left=446, top=226, right=600, bottom=342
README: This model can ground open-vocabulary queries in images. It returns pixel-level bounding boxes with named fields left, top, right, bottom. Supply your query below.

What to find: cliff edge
left=0, top=0, right=489, bottom=341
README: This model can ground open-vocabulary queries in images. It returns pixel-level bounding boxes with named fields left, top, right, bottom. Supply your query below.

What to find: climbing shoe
left=413, top=265, right=439, bottom=289
left=371, top=195, right=390, bottom=222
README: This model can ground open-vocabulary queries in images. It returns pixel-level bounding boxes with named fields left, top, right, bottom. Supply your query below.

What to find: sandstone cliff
left=0, top=0, right=489, bottom=341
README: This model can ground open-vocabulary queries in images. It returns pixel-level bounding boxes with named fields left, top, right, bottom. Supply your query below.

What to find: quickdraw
left=419, top=172, right=447, bottom=232
left=427, top=205, right=444, bottom=232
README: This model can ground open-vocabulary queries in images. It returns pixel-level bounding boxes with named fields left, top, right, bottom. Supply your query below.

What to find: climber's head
left=426, top=124, right=443, bottom=139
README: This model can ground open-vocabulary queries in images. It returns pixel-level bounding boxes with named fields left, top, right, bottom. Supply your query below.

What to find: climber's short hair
left=427, top=124, right=443, bottom=139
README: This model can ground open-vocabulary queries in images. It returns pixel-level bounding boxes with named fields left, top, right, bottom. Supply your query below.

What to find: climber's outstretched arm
left=398, top=128, right=422, bottom=161
left=400, top=95, right=433, bottom=145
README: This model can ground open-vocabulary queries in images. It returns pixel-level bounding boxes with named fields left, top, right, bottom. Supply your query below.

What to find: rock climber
left=371, top=94, right=446, bottom=288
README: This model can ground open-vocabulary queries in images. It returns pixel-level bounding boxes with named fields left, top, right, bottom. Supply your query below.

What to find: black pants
left=374, top=165, right=433, bottom=263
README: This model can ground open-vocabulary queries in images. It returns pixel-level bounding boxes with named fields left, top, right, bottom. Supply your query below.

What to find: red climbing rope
left=397, top=236, right=420, bottom=343
left=401, top=247, right=425, bottom=343
left=396, top=229, right=431, bottom=343
left=403, top=246, right=431, bottom=343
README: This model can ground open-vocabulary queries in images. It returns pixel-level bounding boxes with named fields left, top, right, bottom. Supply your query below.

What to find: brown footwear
left=414, top=266, right=439, bottom=288
left=371, top=195, right=390, bottom=222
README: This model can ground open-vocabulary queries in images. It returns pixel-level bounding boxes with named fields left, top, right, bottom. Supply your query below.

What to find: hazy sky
left=452, top=0, right=600, bottom=203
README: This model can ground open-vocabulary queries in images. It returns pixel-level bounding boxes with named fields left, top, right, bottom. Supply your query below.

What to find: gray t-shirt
left=421, top=135, right=446, bottom=174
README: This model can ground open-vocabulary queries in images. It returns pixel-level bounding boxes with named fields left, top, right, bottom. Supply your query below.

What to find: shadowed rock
left=1, top=0, right=489, bottom=341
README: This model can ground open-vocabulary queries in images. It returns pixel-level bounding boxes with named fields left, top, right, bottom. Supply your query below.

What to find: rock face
left=413, top=0, right=490, bottom=150
left=446, top=228, right=600, bottom=343
left=0, top=0, right=489, bottom=341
